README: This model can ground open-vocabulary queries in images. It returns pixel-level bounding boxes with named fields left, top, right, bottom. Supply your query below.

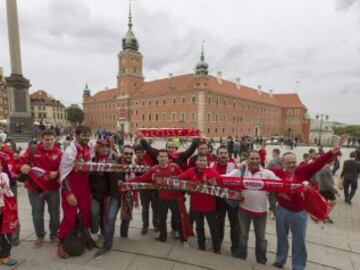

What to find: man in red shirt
left=210, top=146, right=239, bottom=256
left=269, top=135, right=347, bottom=270
left=179, top=155, right=222, bottom=253
left=133, top=144, right=159, bottom=235
left=131, top=150, right=184, bottom=243
left=17, top=130, right=62, bottom=247
left=57, top=126, right=95, bottom=258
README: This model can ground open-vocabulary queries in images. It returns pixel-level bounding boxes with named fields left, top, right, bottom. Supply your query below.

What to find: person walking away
left=341, top=151, right=360, bottom=204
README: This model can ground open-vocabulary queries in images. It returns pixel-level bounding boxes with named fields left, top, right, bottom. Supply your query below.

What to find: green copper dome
left=195, top=43, right=209, bottom=76
left=122, top=3, right=139, bottom=51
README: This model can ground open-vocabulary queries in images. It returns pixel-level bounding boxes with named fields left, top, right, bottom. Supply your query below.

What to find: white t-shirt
left=226, top=167, right=279, bottom=216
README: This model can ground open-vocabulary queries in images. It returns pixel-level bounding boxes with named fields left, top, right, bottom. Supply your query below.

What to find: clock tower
left=117, top=2, right=144, bottom=96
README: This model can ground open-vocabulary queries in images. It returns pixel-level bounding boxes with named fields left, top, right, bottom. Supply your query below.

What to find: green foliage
left=66, top=106, right=84, bottom=126
left=333, top=125, right=360, bottom=136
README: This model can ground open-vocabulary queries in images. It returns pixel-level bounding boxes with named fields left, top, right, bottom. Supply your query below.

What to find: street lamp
left=315, top=113, right=329, bottom=146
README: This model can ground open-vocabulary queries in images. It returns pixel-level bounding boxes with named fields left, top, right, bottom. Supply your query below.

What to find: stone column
left=6, top=0, right=22, bottom=75
left=5, top=0, right=33, bottom=138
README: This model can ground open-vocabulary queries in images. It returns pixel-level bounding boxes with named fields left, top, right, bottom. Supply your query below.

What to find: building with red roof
left=83, top=6, right=310, bottom=142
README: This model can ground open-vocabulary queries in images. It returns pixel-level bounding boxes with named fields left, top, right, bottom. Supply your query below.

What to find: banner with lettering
left=74, top=162, right=150, bottom=173
left=137, top=128, right=201, bottom=138
left=118, top=178, right=243, bottom=200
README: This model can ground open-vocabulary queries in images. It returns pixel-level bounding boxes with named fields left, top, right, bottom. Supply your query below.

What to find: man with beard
left=188, top=142, right=217, bottom=168
left=57, top=126, right=95, bottom=258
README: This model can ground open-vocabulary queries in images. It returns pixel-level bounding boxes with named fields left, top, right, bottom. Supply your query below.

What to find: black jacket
left=89, top=154, right=117, bottom=200
left=341, top=159, right=360, bottom=182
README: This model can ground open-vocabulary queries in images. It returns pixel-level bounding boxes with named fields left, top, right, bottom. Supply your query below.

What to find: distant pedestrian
left=341, top=151, right=360, bottom=204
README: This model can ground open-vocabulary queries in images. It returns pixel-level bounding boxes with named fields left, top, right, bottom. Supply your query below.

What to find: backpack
left=63, top=214, right=87, bottom=256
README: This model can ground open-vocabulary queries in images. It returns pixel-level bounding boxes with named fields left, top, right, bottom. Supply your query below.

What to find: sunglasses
left=123, top=152, right=134, bottom=156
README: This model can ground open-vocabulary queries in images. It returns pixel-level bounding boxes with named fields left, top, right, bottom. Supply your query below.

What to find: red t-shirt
left=132, top=163, right=182, bottom=200
left=179, top=167, right=222, bottom=212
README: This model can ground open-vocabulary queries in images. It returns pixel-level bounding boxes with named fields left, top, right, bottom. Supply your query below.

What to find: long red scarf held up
left=118, top=180, right=243, bottom=200
left=74, top=162, right=150, bottom=173
left=221, top=176, right=305, bottom=193
left=137, top=128, right=201, bottom=138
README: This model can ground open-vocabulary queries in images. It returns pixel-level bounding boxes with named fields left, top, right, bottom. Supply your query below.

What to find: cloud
left=336, top=0, right=359, bottom=10
left=339, top=82, right=360, bottom=94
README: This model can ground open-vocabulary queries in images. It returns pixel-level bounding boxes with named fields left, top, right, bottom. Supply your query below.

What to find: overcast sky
left=1, top=0, right=360, bottom=124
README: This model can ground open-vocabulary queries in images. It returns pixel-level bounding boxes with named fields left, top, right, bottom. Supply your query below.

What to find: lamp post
left=316, top=113, right=329, bottom=146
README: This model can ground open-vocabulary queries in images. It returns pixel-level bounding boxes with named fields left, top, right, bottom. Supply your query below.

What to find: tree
left=66, top=105, right=84, bottom=126
left=333, top=125, right=360, bottom=136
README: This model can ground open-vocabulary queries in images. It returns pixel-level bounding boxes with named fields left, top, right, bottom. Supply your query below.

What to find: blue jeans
left=275, top=206, right=308, bottom=270
left=28, top=189, right=60, bottom=239
left=103, top=197, right=120, bottom=249
left=91, top=198, right=105, bottom=235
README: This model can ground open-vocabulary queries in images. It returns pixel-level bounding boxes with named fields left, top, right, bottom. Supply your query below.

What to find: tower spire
left=201, top=40, right=205, bottom=61
left=195, top=40, right=209, bottom=76
left=122, top=0, right=139, bottom=51
left=128, top=0, right=133, bottom=29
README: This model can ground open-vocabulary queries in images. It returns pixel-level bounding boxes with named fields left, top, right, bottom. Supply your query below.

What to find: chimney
left=235, top=77, right=241, bottom=89
left=105, top=86, right=109, bottom=90
left=257, top=85, right=262, bottom=95
left=269, top=89, right=273, bottom=97
left=168, top=73, right=173, bottom=78
left=217, top=71, right=222, bottom=84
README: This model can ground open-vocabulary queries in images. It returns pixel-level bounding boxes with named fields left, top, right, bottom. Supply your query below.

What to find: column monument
left=5, top=0, right=33, bottom=139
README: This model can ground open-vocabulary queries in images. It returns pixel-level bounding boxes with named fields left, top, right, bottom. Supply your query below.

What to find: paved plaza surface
left=3, top=144, right=360, bottom=270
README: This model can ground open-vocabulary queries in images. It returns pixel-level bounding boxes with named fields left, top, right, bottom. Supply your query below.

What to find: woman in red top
left=179, top=155, right=222, bottom=253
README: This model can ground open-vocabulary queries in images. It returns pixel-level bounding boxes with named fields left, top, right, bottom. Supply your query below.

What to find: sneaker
left=141, top=227, right=148, bottom=235
left=86, top=237, right=98, bottom=250
left=57, top=244, right=69, bottom=259
left=12, top=238, right=20, bottom=246
left=155, top=237, right=166, bottom=243
left=94, top=247, right=110, bottom=258
left=198, top=246, right=206, bottom=251
left=214, top=250, right=221, bottom=254
left=171, top=230, right=180, bottom=239
left=182, top=242, right=190, bottom=248
left=34, top=237, right=44, bottom=247
left=153, top=226, right=159, bottom=232
left=50, top=235, right=58, bottom=244
left=272, top=262, right=284, bottom=269
left=0, top=257, right=17, bottom=266
left=326, top=217, right=334, bottom=224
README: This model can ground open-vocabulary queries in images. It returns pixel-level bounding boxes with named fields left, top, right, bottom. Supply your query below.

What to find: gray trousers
left=236, top=210, right=267, bottom=264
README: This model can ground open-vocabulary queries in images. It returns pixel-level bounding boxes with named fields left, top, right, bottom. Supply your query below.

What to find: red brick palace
left=82, top=7, right=310, bottom=142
